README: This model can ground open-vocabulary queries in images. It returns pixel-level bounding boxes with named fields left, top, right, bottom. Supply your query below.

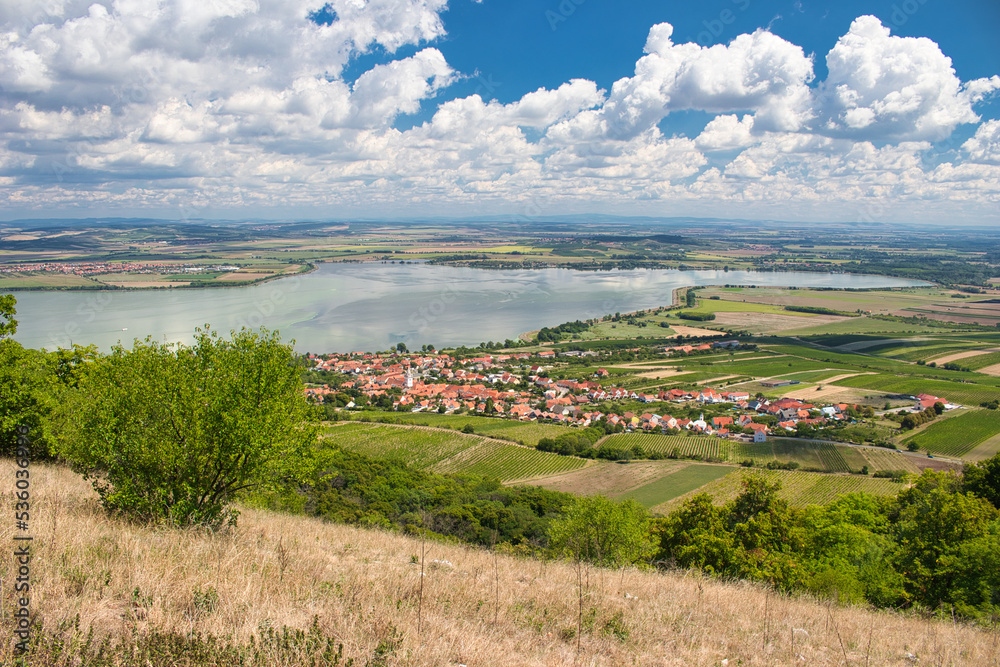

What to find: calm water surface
left=11, top=263, right=929, bottom=353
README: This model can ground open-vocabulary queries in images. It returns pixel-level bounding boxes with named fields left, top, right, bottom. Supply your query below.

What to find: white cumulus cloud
left=814, top=15, right=1000, bottom=141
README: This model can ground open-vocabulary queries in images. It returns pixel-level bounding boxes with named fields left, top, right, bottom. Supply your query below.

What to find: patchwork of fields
left=316, top=291, right=1000, bottom=513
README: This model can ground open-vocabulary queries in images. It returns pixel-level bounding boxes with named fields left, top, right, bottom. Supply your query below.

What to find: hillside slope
left=1, top=459, right=995, bottom=665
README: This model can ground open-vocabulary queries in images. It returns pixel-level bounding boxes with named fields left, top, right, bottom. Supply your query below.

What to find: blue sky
left=1, top=0, right=998, bottom=224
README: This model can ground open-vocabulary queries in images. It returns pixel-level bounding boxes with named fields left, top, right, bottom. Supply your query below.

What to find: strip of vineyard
left=900, top=409, right=1000, bottom=458
left=431, top=441, right=590, bottom=482
left=833, top=374, right=1000, bottom=406
left=326, top=422, right=590, bottom=482
left=859, top=448, right=922, bottom=474
left=325, top=423, right=475, bottom=467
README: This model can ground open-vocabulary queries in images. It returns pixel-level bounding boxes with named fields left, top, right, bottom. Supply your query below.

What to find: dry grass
left=2, top=459, right=998, bottom=665
left=668, top=325, right=726, bottom=338
left=928, top=348, right=1000, bottom=365
left=978, top=363, right=1000, bottom=377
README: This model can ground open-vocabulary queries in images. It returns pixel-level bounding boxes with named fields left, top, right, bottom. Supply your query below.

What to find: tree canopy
left=0, top=293, right=16, bottom=339
left=48, top=326, right=318, bottom=527
left=547, top=495, right=654, bottom=567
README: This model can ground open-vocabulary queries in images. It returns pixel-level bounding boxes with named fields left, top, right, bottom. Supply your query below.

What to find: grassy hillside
left=2, top=459, right=996, bottom=666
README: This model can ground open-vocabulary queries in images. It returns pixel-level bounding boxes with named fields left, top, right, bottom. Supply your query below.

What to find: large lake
left=11, top=263, right=929, bottom=353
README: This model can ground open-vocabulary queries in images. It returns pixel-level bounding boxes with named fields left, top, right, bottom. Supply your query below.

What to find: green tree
left=547, top=495, right=654, bottom=567
left=0, top=293, right=16, bottom=338
left=964, top=453, right=1000, bottom=509
left=47, top=327, right=319, bottom=528
left=891, top=471, right=999, bottom=608
left=655, top=493, right=735, bottom=574
left=0, top=341, right=48, bottom=456
left=0, top=294, right=96, bottom=457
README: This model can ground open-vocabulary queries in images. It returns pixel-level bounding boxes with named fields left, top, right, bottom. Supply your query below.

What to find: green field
left=900, top=409, right=1000, bottom=458
left=600, top=434, right=861, bottom=472
left=831, top=374, right=1000, bottom=406
left=363, top=412, right=568, bottom=446
left=687, top=300, right=806, bottom=317
left=0, top=273, right=100, bottom=288
left=430, top=439, right=591, bottom=482
left=325, top=422, right=589, bottom=482
left=859, top=448, right=923, bottom=474
left=686, top=356, right=845, bottom=378
left=651, top=469, right=906, bottom=514
left=325, top=422, right=476, bottom=467
left=962, top=351, right=1000, bottom=371
left=620, top=464, right=732, bottom=508
left=784, top=317, right=946, bottom=337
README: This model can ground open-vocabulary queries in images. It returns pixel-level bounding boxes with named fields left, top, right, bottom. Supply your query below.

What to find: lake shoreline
left=0, top=259, right=937, bottom=293
left=9, top=264, right=935, bottom=354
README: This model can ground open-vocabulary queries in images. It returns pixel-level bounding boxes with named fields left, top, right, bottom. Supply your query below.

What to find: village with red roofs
left=305, top=341, right=958, bottom=444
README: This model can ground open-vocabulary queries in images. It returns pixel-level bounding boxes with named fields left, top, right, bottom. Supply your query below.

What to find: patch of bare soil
left=669, top=324, right=726, bottom=337
left=635, top=368, right=693, bottom=379
left=928, top=348, right=1000, bottom=364
left=977, top=363, right=1000, bottom=377
left=907, top=455, right=963, bottom=473
left=781, top=374, right=873, bottom=400
left=218, top=272, right=270, bottom=281
left=713, top=312, right=846, bottom=333
left=523, top=460, right=686, bottom=496
left=102, top=281, right=189, bottom=288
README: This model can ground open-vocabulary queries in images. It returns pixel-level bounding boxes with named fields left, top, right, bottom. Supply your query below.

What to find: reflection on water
left=11, top=264, right=929, bottom=353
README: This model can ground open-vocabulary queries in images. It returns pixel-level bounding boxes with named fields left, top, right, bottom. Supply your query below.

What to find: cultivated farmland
left=431, top=440, right=591, bottom=482
left=370, top=412, right=568, bottom=446
left=900, top=409, right=1000, bottom=458
left=600, top=434, right=860, bottom=472
left=325, top=422, right=590, bottom=482
left=619, top=464, right=732, bottom=508
left=651, top=469, right=906, bottom=514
